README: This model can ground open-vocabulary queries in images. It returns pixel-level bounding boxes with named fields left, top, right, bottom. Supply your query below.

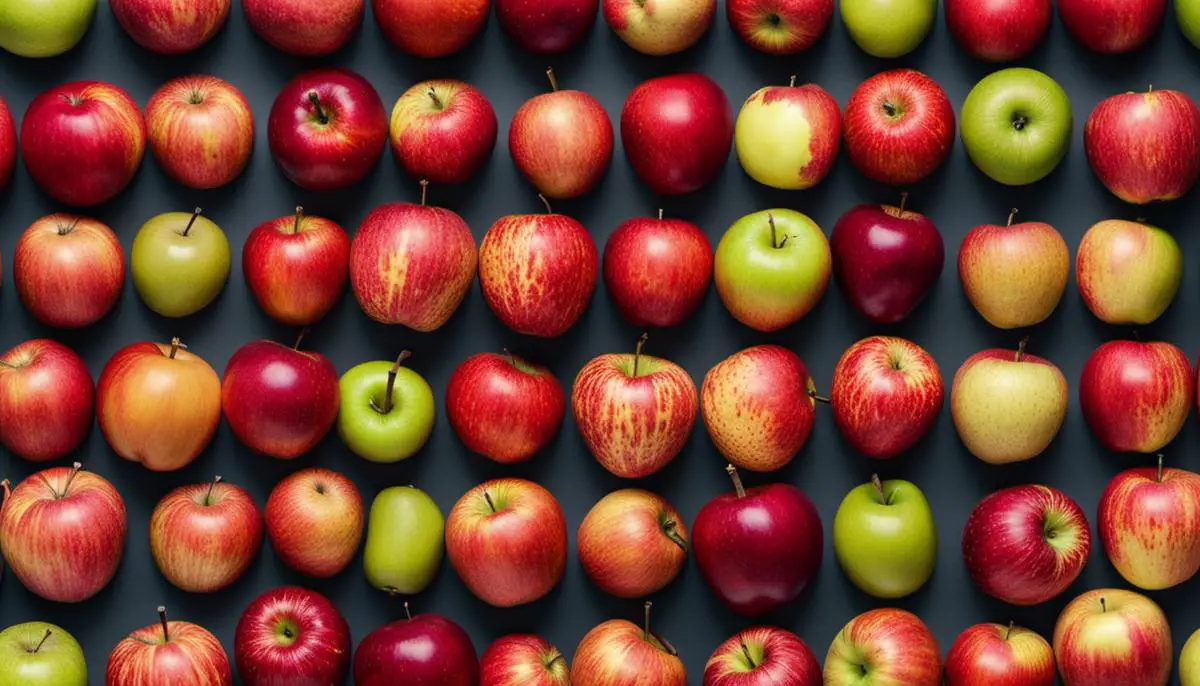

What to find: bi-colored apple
left=242, top=0, right=364, bottom=55
left=824, top=609, right=941, bottom=686
left=389, top=79, right=497, bottom=185
left=603, top=211, right=713, bottom=328
left=578, top=488, right=688, bottom=598
left=510, top=69, right=612, bottom=199
left=145, top=75, right=254, bottom=190
left=944, top=622, right=1055, bottom=686
left=603, top=0, right=714, bottom=54
left=111, top=0, right=230, bottom=53
left=0, top=339, right=94, bottom=463
left=1076, top=219, right=1182, bottom=325
left=573, top=603, right=686, bottom=685
left=265, top=468, right=363, bottom=578
left=1053, top=588, right=1172, bottom=685
left=372, top=0, right=488, bottom=56
left=244, top=207, right=349, bottom=326
left=481, top=634, right=570, bottom=686
left=735, top=78, right=840, bottom=190
left=704, top=626, right=821, bottom=685
left=13, top=214, right=124, bottom=328
left=726, top=0, right=832, bottom=54
left=235, top=586, right=351, bottom=686
left=107, top=608, right=231, bottom=685
left=1079, top=340, right=1192, bottom=453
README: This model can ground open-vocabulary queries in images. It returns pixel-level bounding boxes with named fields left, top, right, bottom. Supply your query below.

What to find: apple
left=1076, top=219, right=1182, bottom=325
left=1053, top=589, right=1172, bottom=685
left=0, top=95, right=15, bottom=191
left=1080, top=340, right=1193, bottom=453
left=242, top=0, right=363, bottom=55
left=603, top=0, right=714, bottom=55
left=150, top=476, right=263, bottom=593
left=843, top=69, right=954, bottom=185
left=0, top=463, right=126, bottom=603
left=735, top=78, right=839, bottom=191
left=130, top=207, right=231, bottom=318
left=389, top=79, right=497, bottom=185
left=962, top=484, right=1091, bottom=605
left=704, top=626, right=820, bottom=686
left=1181, top=0, right=1200, bottom=48
left=107, top=607, right=231, bottom=685
left=833, top=476, right=937, bottom=598
left=145, top=75, right=253, bottom=189
left=0, top=622, right=87, bottom=686
left=0, top=339, right=93, bottom=463
left=338, top=352, right=436, bottom=463
left=21, top=80, right=145, bottom=207
left=573, top=603, right=686, bottom=685
left=445, top=351, right=565, bottom=464
left=354, top=608, right=478, bottom=686
left=372, top=0, right=488, bottom=56
left=446, top=479, right=567, bottom=607
left=840, top=0, right=935, bottom=57
left=726, top=0, right=832, bottom=55
left=244, top=207, right=349, bottom=326
left=578, top=488, right=688, bottom=598
left=824, top=609, right=941, bottom=686
left=362, top=485, right=445, bottom=596
left=951, top=341, right=1068, bottom=464
left=111, top=0, right=230, bottom=53
left=622, top=73, right=733, bottom=195
left=714, top=208, right=831, bottom=332
left=0, top=0, right=95, bottom=57
left=1182, top=629, right=1200, bottom=685
left=349, top=194, right=477, bottom=331
left=509, top=68, right=613, bottom=199
left=235, top=586, right=351, bottom=686
left=1058, top=0, right=1167, bottom=53
left=944, top=622, right=1055, bottom=686
left=481, top=634, right=570, bottom=686
left=961, top=68, right=1072, bottom=186
left=97, top=338, right=222, bottom=472
left=946, top=0, right=1051, bottom=61
left=603, top=210, right=713, bottom=328
left=959, top=209, right=1070, bottom=329
left=13, top=213, right=124, bottom=328
left=496, top=0, right=597, bottom=53
left=265, top=467, right=363, bottom=578
left=830, top=336, right=943, bottom=459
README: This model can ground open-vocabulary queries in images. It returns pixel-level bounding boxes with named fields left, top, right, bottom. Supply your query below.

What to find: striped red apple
left=578, top=489, right=688, bottom=597
left=150, top=477, right=263, bottom=593
left=481, top=635, right=570, bottom=686
left=111, top=0, right=230, bottom=53
left=107, top=607, right=231, bottom=685
left=264, top=468, right=363, bottom=578
left=842, top=69, right=955, bottom=186
left=373, top=0, right=488, bottom=56
left=243, top=207, right=349, bottom=327
left=0, top=339, right=94, bottom=463
left=704, top=626, right=821, bottom=685
left=603, top=211, right=713, bottom=328
left=1076, top=219, right=1182, bottom=325
left=944, top=622, right=1054, bottom=686
left=824, top=609, right=941, bottom=686
left=235, top=587, right=351, bottom=686
left=1079, top=340, right=1193, bottom=453
left=1053, top=589, right=1172, bottom=685
left=573, top=603, right=686, bottom=685
left=389, top=79, right=497, bottom=184
left=242, top=0, right=364, bottom=55
left=146, top=75, right=253, bottom=189
left=13, top=214, right=124, bottom=328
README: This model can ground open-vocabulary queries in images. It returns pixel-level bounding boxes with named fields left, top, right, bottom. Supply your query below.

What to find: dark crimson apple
left=946, top=0, right=1051, bottom=62
left=354, top=609, right=478, bottom=686
left=0, top=95, right=15, bottom=191
left=603, top=211, right=713, bottom=328
left=1058, top=0, right=1167, bottom=53
left=235, top=586, right=351, bottom=686
left=497, top=0, right=598, bottom=53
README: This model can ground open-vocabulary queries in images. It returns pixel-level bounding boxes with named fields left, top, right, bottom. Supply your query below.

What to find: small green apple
left=841, top=0, right=936, bottom=58
left=833, top=475, right=937, bottom=598
left=961, top=68, right=1072, bottom=186
left=1179, top=0, right=1200, bottom=48
left=338, top=352, right=435, bottom=463
left=0, top=622, right=87, bottom=686
left=0, top=0, right=96, bottom=58
left=362, top=485, right=445, bottom=596
left=131, top=207, right=231, bottom=318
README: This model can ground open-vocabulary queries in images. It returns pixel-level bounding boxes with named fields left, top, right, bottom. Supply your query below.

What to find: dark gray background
left=1, top=0, right=1199, bottom=683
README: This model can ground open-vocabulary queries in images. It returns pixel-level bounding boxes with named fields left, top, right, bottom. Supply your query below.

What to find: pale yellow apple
left=734, top=80, right=841, bottom=190
left=603, top=0, right=716, bottom=55
left=1181, top=629, right=1200, bottom=685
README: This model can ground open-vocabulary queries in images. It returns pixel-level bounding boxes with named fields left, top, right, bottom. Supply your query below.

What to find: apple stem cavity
left=308, top=91, right=329, bottom=125
left=158, top=606, right=170, bottom=642
left=57, top=462, right=83, bottom=499
left=1011, top=113, right=1028, bottom=131
left=204, top=475, right=223, bottom=506
left=1015, top=337, right=1029, bottom=362
left=1007, top=208, right=1019, bottom=227
left=403, top=601, right=413, bottom=621
left=427, top=89, right=444, bottom=109
left=182, top=207, right=203, bottom=237
left=545, top=67, right=559, bottom=92
left=538, top=194, right=553, bottom=214
left=740, top=640, right=757, bottom=668
left=726, top=464, right=747, bottom=498
left=292, top=207, right=304, bottom=234
left=168, top=337, right=184, bottom=360
left=419, top=178, right=429, bottom=206
left=632, top=332, right=649, bottom=376
left=31, top=629, right=52, bottom=654
left=58, top=215, right=81, bottom=236
left=1157, top=453, right=1165, bottom=482
left=871, top=474, right=889, bottom=505
left=379, top=350, right=411, bottom=415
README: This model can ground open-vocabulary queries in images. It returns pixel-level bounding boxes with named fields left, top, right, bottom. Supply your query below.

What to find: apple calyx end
left=30, top=628, right=52, bottom=654
left=545, top=67, right=559, bottom=92
left=726, top=464, right=747, bottom=498
left=182, top=207, right=203, bottom=237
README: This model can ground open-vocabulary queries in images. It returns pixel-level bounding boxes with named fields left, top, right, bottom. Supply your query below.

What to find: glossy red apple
left=945, top=622, right=1055, bottom=686
left=13, top=213, right=124, bottom=328
left=235, top=586, right=352, bottom=686
left=946, top=0, right=1051, bottom=61
left=481, top=634, right=570, bottom=685
left=243, top=0, right=364, bottom=55
left=824, top=609, right=941, bottom=686
left=496, top=0, right=597, bottom=52
left=573, top=603, right=686, bottom=685
left=1053, top=588, right=1172, bottom=686
left=578, top=488, right=688, bottom=598
left=704, top=626, right=821, bottom=685
left=265, top=468, right=364, bottom=578
left=0, top=95, right=15, bottom=191
left=111, top=0, right=231, bottom=53
left=843, top=69, right=955, bottom=185
left=0, top=340, right=94, bottom=463
left=1058, top=0, right=1167, bottom=53
left=727, top=0, right=832, bottom=54
left=389, top=79, right=497, bottom=185
left=145, top=75, right=254, bottom=190
left=107, top=607, right=232, bottom=685
left=244, top=207, right=349, bottom=326
left=604, top=211, right=713, bottom=328
left=372, top=0, right=489, bottom=56
left=354, top=608, right=478, bottom=686
left=1080, top=340, right=1193, bottom=453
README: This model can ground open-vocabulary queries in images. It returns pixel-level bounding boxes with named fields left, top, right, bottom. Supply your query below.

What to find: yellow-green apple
left=944, top=622, right=1055, bottom=686
left=446, top=478, right=567, bottom=607
left=338, top=353, right=436, bottom=463
left=830, top=336, right=943, bottom=459
left=509, top=69, right=613, bottom=199
left=349, top=195, right=477, bottom=331
left=714, top=209, right=830, bottom=332
left=269, top=68, right=387, bottom=191
left=621, top=74, right=733, bottom=195
left=958, top=210, right=1069, bottom=328
left=131, top=208, right=231, bottom=318
left=603, top=210, right=713, bottom=328
left=362, top=485, right=444, bottom=595
left=354, top=609, right=478, bottom=686
left=149, top=476, right=263, bottom=593
left=946, top=0, right=1051, bottom=61
left=830, top=197, right=943, bottom=324
left=0, top=339, right=93, bottom=463
left=951, top=341, right=1068, bottom=464
left=479, top=205, right=597, bottom=337
left=372, top=0, right=489, bottom=57
left=704, top=626, right=821, bottom=685
left=735, top=78, right=840, bottom=190
left=265, top=467, right=363, bottom=578
left=107, top=608, right=231, bottom=685
left=1076, top=219, right=1182, bottom=325
left=1085, top=89, right=1200, bottom=203
left=1080, top=340, right=1192, bottom=453
left=0, top=622, right=87, bottom=686
left=693, top=466, right=823, bottom=615
left=145, top=75, right=253, bottom=189
left=727, top=0, right=833, bottom=54
left=1182, top=629, right=1200, bottom=685
left=97, top=338, right=222, bottom=472
left=445, top=351, right=565, bottom=464
left=961, top=68, right=1072, bottom=185
left=1058, top=0, right=1167, bottom=53
left=244, top=207, right=349, bottom=326
left=840, top=0, right=935, bottom=57
left=962, top=484, right=1090, bottom=605
left=496, top=0, right=597, bottom=53
left=603, top=0, right=714, bottom=55
left=13, top=214, right=124, bottom=328
left=21, top=80, right=145, bottom=207
left=242, top=0, right=363, bottom=55
left=1053, top=589, right=1172, bottom=685
left=0, top=463, right=126, bottom=603
left=0, top=0, right=96, bottom=57
left=824, top=609, right=941, bottom=686
left=577, top=488, right=688, bottom=597
left=389, top=79, right=497, bottom=184
left=111, top=0, right=229, bottom=53
left=1182, top=0, right=1200, bottom=47
left=572, top=336, right=698, bottom=478
left=573, top=603, right=686, bottom=685
left=481, top=634, right=569, bottom=686
left=235, top=587, right=351, bottom=686
left=843, top=69, right=955, bottom=185
left=833, top=476, right=936, bottom=598
left=701, top=345, right=816, bottom=471
left=0, top=96, right=15, bottom=190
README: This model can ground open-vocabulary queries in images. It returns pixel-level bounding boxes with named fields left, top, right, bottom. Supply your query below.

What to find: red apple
left=1053, top=588, right=1172, bottom=685
left=603, top=211, right=713, bottom=328
left=389, top=79, right=497, bottom=185
left=0, top=94, right=16, bottom=191
left=578, top=488, right=688, bottom=598
left=445, top=478, right=567, bottom=607
left=962, top=484, right=1091, bottom=605
left=445, top=352, right=565, bottom=464
left=221, top=338, right=340, bottom=460
left=242, top=0, right=364, bottom=55
left=1058, top=0, right=1166, bottom=53
left=496, top=0, right=597, bottom=53
left=145, top=75, right=254, bottom=190
left=354, top=608, right=478, bottom=686
left=622, top=73, right=733, bottom=195
left=244, top=207, right=349, bottom=327
left=235, top=586, right=352, bottom=686
left=727, top=0, right=832, bottom=54
left=705, top=626, right=820, bottom=686
left=265, top=467, right=364, bottom=578
left=1080, top=340, right=1193, bottom=453
left=150, top=476, right=263, bottom=593
left=824, top=609, right=941, bottom=686
left=0, top=340, right=94, bottom=463
left=945, top=0, right=1051, bottom=62
left=268, top=68, right=387, bottom=191
left=843, top=69, right=955, bottom=186
left=111, top=0, right=231, bottom=53
left=945, top=622, right=1055, bottom=686
left=959, top=210, right=1070, bottom=329
left=481, top=634, right=570, bottom=686
left=573, top=603, right=686, bottom=685
left=107, top=608, right=232, bottom=685
left=21, top=80, right=146, bottom=207
left=372, top=0, right=489, bottom=56
left=13, top=213, right=124, bottom=328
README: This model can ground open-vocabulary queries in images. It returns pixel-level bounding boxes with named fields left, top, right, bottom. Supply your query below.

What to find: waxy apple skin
left=111, top=0, right=230, bottom=54
left=1085, top=89, right=1200, bottom=204
left=824, top=609, right=941, bottom=686
left=372, top=0, right=489, bottom=57
left=244, top=209, right=349, bottom=327
left=265, top=468, right=363, bottom=578
left=235, top=586, right=352, bottom=686
left=509, top=76, right=613, bottom=199
left=727, top=0, right=834, bottom=55
left=944, top=622, right=1055, bottom=686
left=496, top=0, right=597, bottom=53
left=149, top=479, right=264, bottom=593
left=959, top=215, right=1070, bottom=329
left=577, top=489, right=688, bottom=597
left=13, top=214, right=125, bottom=329
left=704, top=626, right=821, bottom=685
left=389, top=79, right=498, bottom=185
left=603, top=214, right=713, bottom=328
left=0, top=340, right=94, bottom=463
left=1058, top=0, right=1167, bottom=53
left=946, top=0, right=1051, bottom=61
left=1079, top=340, right=1193, bottom=453
left=353, top=613, right=478, bottom=686
left=481, top=634, right=570, bottom=686
left=1053, top=588, right=1173, bottom=686
left=243, top=0, right=364, bottom=55
left=1076, top=219, right=1181, bottom=326
left=573, top=613, right=687, bottom=686
left=146, top=75, right=254, bottom=190
left=843, top=69, right=955, bottom=186
left=107, top=613, right=232, bottom=685
left=735, top=81, right=841, bottom=190
left=1099, top=461, right=1200, bottom=590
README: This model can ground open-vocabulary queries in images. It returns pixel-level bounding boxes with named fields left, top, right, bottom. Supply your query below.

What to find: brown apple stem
left=809, top=389, right=831, bottom=404
left=788, top=74, right=796, bottom=87
left=871, top=474, right=888, bottom=504
left=204, top=475, right=223, bottom=506
left=726, top=464, right=747, bottom=498
left=898, top=192, right=908, bottom=213
left=1099, top=597, right=1107, bottom=613
left=662, top=519, right=688, bottom=552
left=0, top=359, right=16, bottom=369
left=1015, top=336, right=1029, bottom=362
left=158, top=607, right=170, bottom=642
left=740, top=640, right=758, bottom=668
left=483, top=490, right=497, bottom=513
left=657, top=208, right=664, bottom=221
left=643, top=601, right=653, bottom=641
left=0, top=480, right=10, bottom=504
left=60, top=462, right=83, bottom=498
left=182, top=207, right=203, bottom=237
left=1157, top=453, right=1165, bottom=483
left=381, top=351, right=411, bottom=414
left=427, top=88, right=443, bottom=109
left=632, top=333, right=649, bottom=376
left=168, top=337, right=183, bottom=360
left=768, top=213, right=779, bottom=248
left=59, top=216, right=81, bottom=236
left=1005, top=621, right=1015, bottom=640
left=545, top=67, right=559, bottom=92
left=292, top=206, right=304, bottom=234
left=546, top=654, right=565, bottom=668
left=1006, top=208, right=1018, bottom=227
left=32, top=628, right=52, bottom=653
left=293, top=328, right=309, bottom=352
left=404, top=601, right=413, bottom=621
left=538, top=194, right=552, bottom=214
left=308, top=91, right=329, bottom=124
left=419, top=178, right=429, bottom=206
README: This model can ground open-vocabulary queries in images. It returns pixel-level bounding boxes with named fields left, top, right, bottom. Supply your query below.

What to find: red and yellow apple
left=110, top=0, right=230, bottom=53
left=1053, top=588, right=1172, bottom=686
left=1076, top=219, right=1182, bottom=325
left=704, top=626, right=821, bottom=685
left=573, top=603, right=686, bottom=685
left=0, top=339, right=94, bottom=463
left=481, top=634, right=570, bottom=686
left=243, top=207, right=349, bottom=326
left=843, top=69, right=955, bottom=185
left=264, top=468, right=363, bottom=578
left=107, top=608, right=231, bottom=685
left=726, top=0, right=833, bottom=54
left=735, top=78, right=840, bottom=190
left=824, top=609, right=941, bottom=686
left=959, top=210, right=1069, bottom=329
left=146, top=75, right=253, bottom=190
left=603, top=0, right=715, bottom=54
left=13, top=213, right=124, bottom=328
left=389, top=79, right=497, bottom=185
left=372, top=0, right=488, bottom=56
left=1079, top=340, right=1192, bottom=453
left=577, top=488, right=688, bottom=597
left=945, top=622, right=1054, bottom=686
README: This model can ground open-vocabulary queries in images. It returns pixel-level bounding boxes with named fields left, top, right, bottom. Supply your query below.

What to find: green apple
left=1179, top=0, right=1200, bottom=48
left=840, top=0, right=936, bottom=57
left=714, top=208, right=831, bottom=332
left=0, top=0, right=96, bottom=58
left=0, top=622, right=87, bottom=686
left=338, top=352, right=435, bottom=463
left=833, top=476, right=937, bottom=598
left=363, top=485, right=445, bottom=595
left=961, top=68, right=1072, bottom=186
left=1181, top=629, right=1200, bottom=685
left=131, top=208, right=231, bottom=318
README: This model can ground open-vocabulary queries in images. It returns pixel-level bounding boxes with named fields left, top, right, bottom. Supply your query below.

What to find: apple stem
left=1005, top=621, right=1015, bottom=640
left=1157, top=453, right=1165, bottom=482
left=657, top=208, right=664, bottom=221
left=0, top=480, right=9, bottom=504
left=0, top=359, right=15, bottom=369
left=403, top=602, right=412, bottom=621
left=1015, top=336, right=1029, bottom=362
left=809, top=389, right=831, bottom=404
left=725, top=464, right=746, bottom=498
left=788, top=74, right=796, bottom=87
left=293, top=328, right=309, bottom=351
left=1007, top=208, right=1018, bottom=227
left=59, top=462, right=83, bottom=498
left=158, top=607, right=170, bottom=642
left=740, top=640, right=757, bottom=669
left=545, top=67, right=559, bottom=92
left=168, top=337, right=183, bottom=360
left=643, top=601, right=653, bottom=641
left=204, top=475, right=223, bottom=506
left=292, top=206, right=304, bottom=234
left=483, top=490, right=497, bottom=513
left=898, top=192, right=908, bottom=213
left=31, top=629, right=52, bottom=654
left=1149, top=84, right=1154, bottom=93
left=427, top=88, right=443, bottom=109
left=632, top=333, right=649, bottom=376
left=538, top=194, right=552, bottom=214
left=1100, top=597, right=1107, bottom=613
left=546, top=654, right=565, bottom=668
left=419, top=178, right=429, bottom=206
left=768, top=213, right=780, bottom=249
left=58, top=215, right=81, bottom=236
left=182, top=207, right=202, bottom=237
left=662, top=519, right=688, bottom=552
left=381, top=351, right=411, bottom=414
left=308, top=91, right=329, bottom=124
left=871, top=474, right=888, bottom=505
